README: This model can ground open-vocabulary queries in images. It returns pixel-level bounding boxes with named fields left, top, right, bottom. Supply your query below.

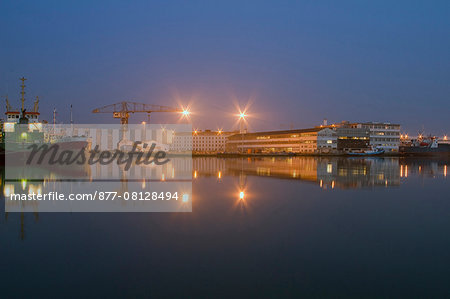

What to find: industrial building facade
left=192, top=130, right=237, bottom=153
left=81, top=128, right=170, bottom=151
left=170, top=130, right=238, bottom=153
left=225, top=128, right=337, bottom=154
left=69, top=124, right=178, bottom=151
left=225, top=121, right=400, bottom=154
left=350, top=122, right=401, bottom=152
left=335, top=127, right=370, bottom=151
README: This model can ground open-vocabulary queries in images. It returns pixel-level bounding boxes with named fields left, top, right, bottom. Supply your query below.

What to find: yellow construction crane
left=92, top=101, right=189, bottom=124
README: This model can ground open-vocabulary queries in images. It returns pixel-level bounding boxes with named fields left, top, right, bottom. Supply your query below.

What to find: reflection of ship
left=400, top=136, right=450, bottom=156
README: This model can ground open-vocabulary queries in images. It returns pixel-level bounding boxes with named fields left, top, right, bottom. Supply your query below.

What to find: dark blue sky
left=1, top=0, right=449, bottom=135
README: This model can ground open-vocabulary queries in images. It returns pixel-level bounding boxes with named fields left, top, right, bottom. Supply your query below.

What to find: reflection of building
left=226, top=128, right=337, bottom=154
left=191, top=156, right=404, bottom=189
left=226, top=157, right=319, bottom=181
left=328, top=158, right=400, bottom=189
left=193, top=157, right=227, bottom=176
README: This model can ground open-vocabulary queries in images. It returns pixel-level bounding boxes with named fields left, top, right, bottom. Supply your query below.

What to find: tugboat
left=348, top=146, right=385, bottom=156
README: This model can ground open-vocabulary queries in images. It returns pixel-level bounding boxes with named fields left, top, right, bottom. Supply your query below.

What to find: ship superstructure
left=3, top=77, right=43, bottom=134
left=1, top=77, right=88, bottom=154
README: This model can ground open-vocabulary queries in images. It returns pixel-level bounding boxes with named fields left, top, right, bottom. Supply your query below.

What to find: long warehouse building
left=226, top=127, right=337, bottom=154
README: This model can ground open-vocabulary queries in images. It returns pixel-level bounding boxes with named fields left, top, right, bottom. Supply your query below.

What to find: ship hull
left=53, top=140, right=88, bottom=151
left=1, top=140, right=89, bottom=166
left=400, top=144, right=450, bottom=156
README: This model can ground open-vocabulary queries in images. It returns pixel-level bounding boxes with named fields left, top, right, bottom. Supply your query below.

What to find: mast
left=20, top=77, right=26, bottom=111
left=53, top=108, right=56, bottom=133
left=5, top=95, right=12, bottom=112
left=33, top=96, right=39, bottom=112
left=70, top=104, right=73, bottom=136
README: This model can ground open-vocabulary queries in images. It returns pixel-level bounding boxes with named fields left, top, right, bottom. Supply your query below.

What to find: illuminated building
left=171, top=129, right=238, bottom=153
left=335, top=127, right=370, bottom=151
left=192, top=130, right=237, bottom=153
left=225, top=128, right=337, bottom=154
left=322, top=121, right=401, bottom=152
left=350, top=122, right=401, bottom=152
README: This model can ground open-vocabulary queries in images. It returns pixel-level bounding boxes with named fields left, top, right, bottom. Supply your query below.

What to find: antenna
left=53, top=108, right=57, bottom=133
left=33, top=96, right=39, bottom=112
left=70, top=104, right=73, bottom=137
left=20, top=77, right=26, bottom=111
left=5, top=95, right=13, bottom=111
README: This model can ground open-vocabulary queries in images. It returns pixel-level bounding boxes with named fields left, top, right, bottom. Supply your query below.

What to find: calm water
left=1, top=157, right=450, bottom=297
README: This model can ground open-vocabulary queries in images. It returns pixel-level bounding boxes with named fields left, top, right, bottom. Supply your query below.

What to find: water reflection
left=1, top=156, right=448, bottom=238
left=5, top=157, right=446, bottom=200
left=192, top=156, right=449, bottom=189
left=1, top=157, right=449, bottom=296
left=3, top=157, right=448, bottom=204
left=2, top=157, right=193, bottom=216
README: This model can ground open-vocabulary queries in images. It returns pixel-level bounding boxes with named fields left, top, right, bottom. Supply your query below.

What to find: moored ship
left=1, top=77, right=88, bottom=157
left=400, top=135, right=450, bottom=156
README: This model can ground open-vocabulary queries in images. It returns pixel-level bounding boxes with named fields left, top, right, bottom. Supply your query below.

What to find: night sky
left=1, top=0, right=449, bottom=136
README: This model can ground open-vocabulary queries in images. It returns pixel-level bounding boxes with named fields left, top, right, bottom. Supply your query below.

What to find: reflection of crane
left=92, top=101, right=184, bottom=124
